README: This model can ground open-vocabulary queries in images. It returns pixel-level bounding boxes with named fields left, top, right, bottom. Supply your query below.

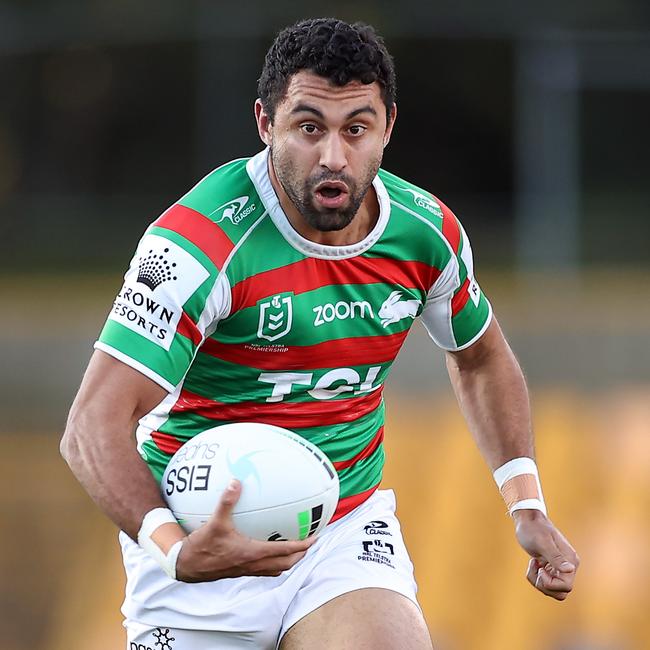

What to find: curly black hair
left=258, top=18, right=396, bottom=123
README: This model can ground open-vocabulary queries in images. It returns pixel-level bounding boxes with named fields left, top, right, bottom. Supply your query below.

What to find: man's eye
left=348, top=125, right=367, bottom=136
left=301, top=124, right=318, bottom=134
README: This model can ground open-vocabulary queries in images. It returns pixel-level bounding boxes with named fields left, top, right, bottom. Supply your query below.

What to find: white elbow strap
left=137, top=507, right=184, bottom=579
left=493, top=457, right=547, bottom=517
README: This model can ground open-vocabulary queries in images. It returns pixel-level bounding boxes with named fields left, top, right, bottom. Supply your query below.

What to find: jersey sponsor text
left=107, top=235, right=209, bottom=350
left=313, top=300, right=374, bottom=327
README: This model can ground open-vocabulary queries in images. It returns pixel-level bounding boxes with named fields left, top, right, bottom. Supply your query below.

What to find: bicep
left=68, top=349, right=168, bottom=437
left=445, top=317, right=508, bottom=372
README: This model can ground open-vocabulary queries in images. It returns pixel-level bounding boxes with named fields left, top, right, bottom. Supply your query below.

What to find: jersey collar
left=246, top=148, right=390, bottom=260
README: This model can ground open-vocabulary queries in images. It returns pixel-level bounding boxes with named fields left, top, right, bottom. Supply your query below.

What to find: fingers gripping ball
left=161, top=423, right=340, bottom=541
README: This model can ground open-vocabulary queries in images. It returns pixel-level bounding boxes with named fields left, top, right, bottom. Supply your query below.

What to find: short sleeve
left=420, top=210, right=492, bottom=351
left=95, top=228, right=230, bottom=392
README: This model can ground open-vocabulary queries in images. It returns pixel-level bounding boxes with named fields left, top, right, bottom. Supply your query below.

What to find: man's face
left=256, top=70, right=396, bottom=232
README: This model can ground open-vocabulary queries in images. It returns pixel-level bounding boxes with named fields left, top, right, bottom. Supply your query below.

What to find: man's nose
left=319, top=134, right=348, bottom=173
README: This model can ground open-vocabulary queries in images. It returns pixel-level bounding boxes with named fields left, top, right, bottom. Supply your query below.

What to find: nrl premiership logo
left=257, top=293, right=293, bottom=342
left=404, top=188, right=443, bottom=217
left=210, top=195, right=256, bottom=225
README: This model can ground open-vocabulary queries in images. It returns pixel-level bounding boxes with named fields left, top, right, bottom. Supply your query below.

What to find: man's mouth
left=314, top=181, right=349, bottom=209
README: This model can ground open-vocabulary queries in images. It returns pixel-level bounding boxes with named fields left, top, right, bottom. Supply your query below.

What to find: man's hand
left=512, top=510, right=579, bottom=601
left=175, top=480, right=316, bottom=583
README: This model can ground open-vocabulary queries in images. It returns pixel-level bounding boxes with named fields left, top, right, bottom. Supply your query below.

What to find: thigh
left=279, top=587, right=433, bottom=650
left=277, top=490, right=423, bottom=646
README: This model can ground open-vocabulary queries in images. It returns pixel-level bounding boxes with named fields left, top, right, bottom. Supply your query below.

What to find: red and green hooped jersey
left=96, top=149, right=492, bottom=521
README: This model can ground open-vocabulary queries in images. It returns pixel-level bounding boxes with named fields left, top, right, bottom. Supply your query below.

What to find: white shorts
left=122, top=489, right=419, bottom=649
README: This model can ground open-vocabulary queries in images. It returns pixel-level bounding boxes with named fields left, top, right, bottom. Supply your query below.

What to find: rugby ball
left=161, top=423, right=339, bottom=541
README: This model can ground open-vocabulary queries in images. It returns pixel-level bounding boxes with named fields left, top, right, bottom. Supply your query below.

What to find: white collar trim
left=245, top=148, right=390, bottom=260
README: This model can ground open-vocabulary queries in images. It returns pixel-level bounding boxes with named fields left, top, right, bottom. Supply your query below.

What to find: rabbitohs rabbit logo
left=378, top=291, right=421, bottom=328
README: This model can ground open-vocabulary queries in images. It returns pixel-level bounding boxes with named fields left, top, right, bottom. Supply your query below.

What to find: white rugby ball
left=161, top=422, right=339, bottom=541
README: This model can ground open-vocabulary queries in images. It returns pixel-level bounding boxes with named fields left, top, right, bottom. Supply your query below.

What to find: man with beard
left=61, top=17, right=579, bottom=649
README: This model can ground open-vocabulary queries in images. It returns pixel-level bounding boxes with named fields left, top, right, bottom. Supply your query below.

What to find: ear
left=254, top=99, right=273, bottom=147
left=383, top=103, right=397, bottom=148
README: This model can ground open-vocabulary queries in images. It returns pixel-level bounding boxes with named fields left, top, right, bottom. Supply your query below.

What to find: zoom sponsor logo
left=312, top=300, right=373, bottom=326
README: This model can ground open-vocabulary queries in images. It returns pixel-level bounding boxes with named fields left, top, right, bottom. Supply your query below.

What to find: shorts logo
left=257, top=293, right=293, bottom=342
left=357, top=538, right=396, bottom=568
left=362, top=539, right=395, bottom=555
left=404, top=188, right=443, bottom=217
left=152, top=627, right=175, bottom=650
left=129, top=628, right=175, bottom=650
left=378, top=291, right=421, bottom=328
left=211, top=196, right=256, bottom=225
left=364, top=520, right=392, bottom=536
left=137, top=247, right=178, bottom=291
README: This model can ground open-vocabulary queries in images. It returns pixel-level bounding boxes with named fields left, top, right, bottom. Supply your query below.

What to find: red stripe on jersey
left=200, top=331, right=408, bottom=370
left=434, top=196, right=461, bottom=254
left=177, top=311, right=203, bottom=346
left=151, top=430, right=183, bottom=455
left=171, top=388, right=384, bottom=429
left=230, top=257, right=441, bottom=312
left=155, top=203, right=234, bottom=269
left=333, top=426, right=384, bottom=471
left=331, top=483, right=380, bottom=522
left=451, top=277, right=471, bottom=316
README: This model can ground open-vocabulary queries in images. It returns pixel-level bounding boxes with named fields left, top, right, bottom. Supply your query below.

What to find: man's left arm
left=445, top=317, right=580, bottom=601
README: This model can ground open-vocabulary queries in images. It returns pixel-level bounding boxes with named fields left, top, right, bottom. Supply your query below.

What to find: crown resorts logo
left=137, top=248, right=178, bottom=291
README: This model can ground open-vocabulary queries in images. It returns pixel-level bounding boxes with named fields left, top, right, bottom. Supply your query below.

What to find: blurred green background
left=1, top=2, right=649, bottom=649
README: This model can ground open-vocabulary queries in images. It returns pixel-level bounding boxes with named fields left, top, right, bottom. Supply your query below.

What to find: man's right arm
left=60, top=350, right=315, bottom=582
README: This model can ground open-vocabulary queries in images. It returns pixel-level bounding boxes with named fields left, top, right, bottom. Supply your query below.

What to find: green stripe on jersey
left=100, top=319, right=197, bottom=387
left=451, top=291, right=491, bottom=347
left=213, top=284, right=419, bottom=347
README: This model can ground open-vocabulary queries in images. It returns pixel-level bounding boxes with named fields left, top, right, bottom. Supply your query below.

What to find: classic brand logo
left=257, top=293, right=293, bottom=342
left=211, top=195, right=256, bottom=225
left=364, top=520, right=392, bottom=536
left=404, top=188, right=443, bottom=217
left=378, top=291, right=421, bottom=328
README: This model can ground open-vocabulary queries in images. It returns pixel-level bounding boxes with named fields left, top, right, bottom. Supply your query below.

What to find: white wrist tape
left=493, top=457, right=547, bottom=517
left=137, top=507, right=184, bottom=579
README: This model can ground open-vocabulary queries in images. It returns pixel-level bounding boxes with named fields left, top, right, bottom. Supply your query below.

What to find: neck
left=267, top=157, right=379, bottom=247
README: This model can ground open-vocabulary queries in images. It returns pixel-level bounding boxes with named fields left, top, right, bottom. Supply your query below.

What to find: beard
left=271, top=147, right=382, bottom=232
